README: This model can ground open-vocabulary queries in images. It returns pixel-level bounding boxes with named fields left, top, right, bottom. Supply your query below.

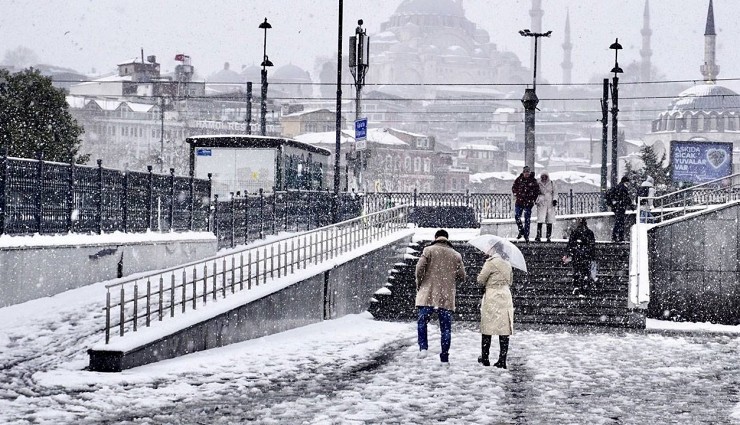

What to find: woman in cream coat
left=477, top=249, right=514, bottom=369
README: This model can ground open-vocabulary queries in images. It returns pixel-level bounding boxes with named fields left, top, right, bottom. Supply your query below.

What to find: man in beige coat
left=415, top=229, right=466, bottom=363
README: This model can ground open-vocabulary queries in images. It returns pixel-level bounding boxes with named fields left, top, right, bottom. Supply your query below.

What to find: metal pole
left=246, top=81, right=253, bottom=135
left=600, top=78, right=609, bottom=211
left=159, top=97, right=165, bottom=173
left=533, top=36, right=538, bottom=91
left=333, top=0, right=344, bottom=223
left=260, top=70, right=268, bottom=136
left=522, top=89, right=538, bottom=170
left=259, top=18, right=272, bottom=136
left=611, top=75, right=619, bottom=188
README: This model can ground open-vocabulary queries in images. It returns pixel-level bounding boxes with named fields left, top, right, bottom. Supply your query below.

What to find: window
left=404, top=157, right=411, bottom=171
left=423, top=158, right=431, bottom=173
left=414, top=157, right=421, bottom=172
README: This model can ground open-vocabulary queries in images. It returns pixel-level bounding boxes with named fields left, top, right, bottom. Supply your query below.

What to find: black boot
left=546, top=223, right=553, bottom=242
left=478, top=334, right=491, bottom=366
left=534, top=224, right=542, bottom=242
left=493, top=336, right=509, bottom=369
left=515, top=220, right=524, bottom=240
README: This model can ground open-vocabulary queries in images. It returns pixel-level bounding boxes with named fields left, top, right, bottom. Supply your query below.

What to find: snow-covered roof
left=506, top=159, right=545, bottom=168
left=294, top=131, right=354, bottom=145
left=457, top=144, right=500, bottom=152
left=282, top=108, right=331, bottom=118
left=547, top=171, right=601, bottom=186
left=469, top=171, right=517, bottom=183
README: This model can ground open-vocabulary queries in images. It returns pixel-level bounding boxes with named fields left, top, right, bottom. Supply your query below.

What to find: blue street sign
left=354, top=118, right=367, bottom=141
left=196, top=148, right=212, bottom=157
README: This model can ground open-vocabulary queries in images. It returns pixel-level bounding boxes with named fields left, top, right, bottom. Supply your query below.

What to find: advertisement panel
left=194, top=147, right=276, bottom=197
left=670, top=140, right=733, bottom=185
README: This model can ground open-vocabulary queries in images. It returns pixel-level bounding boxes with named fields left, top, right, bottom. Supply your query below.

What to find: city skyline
left=2, top=1, right=739, bottom=90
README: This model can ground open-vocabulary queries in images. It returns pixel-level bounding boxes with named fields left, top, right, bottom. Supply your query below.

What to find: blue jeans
left=417, top=306, right=452, bottom=357
left=514, top=205, right=533, bottom=239
left=640, top=210, right=654, bottom=224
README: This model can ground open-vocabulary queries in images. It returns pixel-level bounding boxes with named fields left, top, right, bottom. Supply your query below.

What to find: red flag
left=175, top=54, right=185, bottom=61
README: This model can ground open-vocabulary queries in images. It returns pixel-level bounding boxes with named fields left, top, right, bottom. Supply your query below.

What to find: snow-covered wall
left=648, top=202, right=740, bottom=324
left=0, top=234, right=217, bottom=308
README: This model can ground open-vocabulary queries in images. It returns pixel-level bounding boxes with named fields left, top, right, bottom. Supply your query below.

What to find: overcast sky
left=2, top=0, right=737, bottom=88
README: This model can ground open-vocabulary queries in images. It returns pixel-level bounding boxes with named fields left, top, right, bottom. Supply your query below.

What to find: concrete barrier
left=0, top=233, right=217, bottom=308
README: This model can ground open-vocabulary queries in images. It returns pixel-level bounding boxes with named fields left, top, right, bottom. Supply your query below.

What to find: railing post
left=569, top=188, right=574, bottom=215
left=206, top=173, right=212, bottom=232
left=465, top=189, right=470, bottom=207
left=0, top=148, right=7, bottom=235
left=283, top=193, right=288, bottom=231
left=97, top=159, right=103, bottom=234
left=413, top=187, right=417, bottom=208
left=147, top=165, right=154, bottom=231
left=244, top=192, right=250, bottom=245
left=188, top=173, right=195, bottom=231
left=259, top=188, right=265, bottom=239
left=213, top=194, right=220, bottom=241
left=35, top=151, right=44, bottom=234
left=271, top=193, right=277, bottom=235
left=122, top=171, right=129, bottom=233
left=169, top=168, right=175, bottom=231
left=230, top=192, right=235, bottom=248
left=66, top=159, right=75, bottom=233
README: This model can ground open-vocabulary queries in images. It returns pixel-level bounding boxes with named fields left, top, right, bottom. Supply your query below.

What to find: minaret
left=561, top=10, right=572, bottom=85
left=700, top=0, right=719, bottom=83
left=639, top=0, right=652, bottom=82
left=529, top=0, right=544, bottom=85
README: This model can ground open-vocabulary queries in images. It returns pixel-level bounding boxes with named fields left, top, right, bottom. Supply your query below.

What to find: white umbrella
left=467, top=234, right=527, bottom=272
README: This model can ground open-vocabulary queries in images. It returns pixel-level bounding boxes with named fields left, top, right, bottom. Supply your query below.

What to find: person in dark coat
left=511, top=166, right=540, bottom=242
left=607, top=176, right=635, bottom=242
left=415, top=229, right=466, bottom=363
left=563, top=218, right=596, bottom=296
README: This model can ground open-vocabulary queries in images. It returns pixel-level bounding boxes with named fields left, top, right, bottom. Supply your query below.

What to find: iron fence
left=102, top=204, right=410, bottom=343
left=212, top=190, right=363, bottom=250
left=0, top=155, right=212, bottom=236
left=364, top=189, right=604, bottom=221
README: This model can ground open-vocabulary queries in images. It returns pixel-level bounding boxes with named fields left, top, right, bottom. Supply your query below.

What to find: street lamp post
left=609, top=38, right=623, bottom=188
left=349, top=19, right=369, bottom=192
left=518, top=29, right=551, bottom=170
left=600, top=78, right=609, bottom=210
left=259, top=18, right=273, bottom=136
left=333, top=0, right=344, bottom=223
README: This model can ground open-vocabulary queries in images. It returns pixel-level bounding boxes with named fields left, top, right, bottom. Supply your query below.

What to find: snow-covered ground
left=2, top=229, right=740, bottom=424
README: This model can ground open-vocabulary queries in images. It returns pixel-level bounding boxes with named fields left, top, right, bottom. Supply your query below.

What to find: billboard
left=670, top=140, right=733, bottom=185
left=194, top=147, right=276, bottom=197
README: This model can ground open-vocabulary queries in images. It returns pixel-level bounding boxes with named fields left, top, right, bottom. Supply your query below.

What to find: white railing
left=630, top=173, right=740, bottom=309
left=102, top=205, right=410, bottom=343
left=637, top=173, right=740, bottom=224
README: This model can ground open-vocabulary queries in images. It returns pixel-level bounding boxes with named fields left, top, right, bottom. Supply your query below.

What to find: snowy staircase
left=368, top=240, right=645, bottom=329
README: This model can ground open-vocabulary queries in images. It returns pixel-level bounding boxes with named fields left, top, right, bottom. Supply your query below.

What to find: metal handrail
left=102, top=204, right=410, bottom=343
left=637, top=173, right=740, bottom=223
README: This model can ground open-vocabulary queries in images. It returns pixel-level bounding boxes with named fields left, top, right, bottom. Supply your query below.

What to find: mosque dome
left=208, top=62, right=242, bottom=84
left=241, top=64, right=261, bottom=83
left=666, top=84, right=740, bottom=114
left=272, top=63, right=311, bottom=83
left=395, top=0, right=464, bottom=17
